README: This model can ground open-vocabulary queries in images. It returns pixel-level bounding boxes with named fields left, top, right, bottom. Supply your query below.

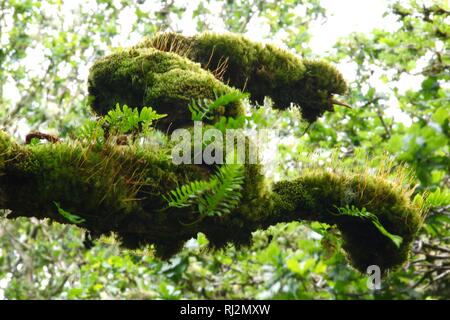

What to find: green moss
left=0, top=132, right=423, bottom=273
left=0, top=130, right=13, bottom=152
left=270, top=171, right=423, bottom=272
left=88, top=47, right=244, bottom=131
left=1, top=33, right=423, bottom=275
left=0, top=134, right=215, bottom=249
left=138, top=32, right=348, bottom=122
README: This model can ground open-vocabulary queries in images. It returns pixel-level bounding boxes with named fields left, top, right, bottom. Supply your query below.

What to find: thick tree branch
left=0, top=131, right=423, bottom=273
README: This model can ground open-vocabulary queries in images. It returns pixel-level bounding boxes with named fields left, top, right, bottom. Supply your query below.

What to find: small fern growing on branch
left=163, top=164, right=245, bottom=217
left=105, top=104, right=167, bottom=134
left=188, top=91, right=248, bottom=121
left=197, top=164, right=245, bottom=217
left=163, top=180, right=211, bottom=209
left=335, top=205, right=403, bottom=248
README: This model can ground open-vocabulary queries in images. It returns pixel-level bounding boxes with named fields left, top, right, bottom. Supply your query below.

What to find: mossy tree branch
left=135, top=33, right=348, bottom=122
left=0, top=131, right=423, bottom=273
left=0, top=33, right=426, bottom=276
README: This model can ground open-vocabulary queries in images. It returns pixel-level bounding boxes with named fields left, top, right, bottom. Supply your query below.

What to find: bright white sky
left=309, top=0, right=396, bottom=54
left=309, top=0, right=421, bottom=124
left=115, top=0, right=397, bottom=55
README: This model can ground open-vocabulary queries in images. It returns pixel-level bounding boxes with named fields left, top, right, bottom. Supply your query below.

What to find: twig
left=423, top=242, right=450, bottom=254
left=25, top=131, right=60, bottom=144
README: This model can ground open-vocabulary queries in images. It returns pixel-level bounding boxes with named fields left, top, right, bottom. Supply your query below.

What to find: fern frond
left=335, top=205, right=403, bottom=248
left=425, top=187, right=450, bottom=208
left=163, top=164, right=245, bottom=217
left=209, top=90, right=248, bottom=110
left=198, top=164, right=245, bottom=217
left=162, top=180, right=211, bottom=208
left=188, top=91, right=248, bottom=121
left=104, top=104, right=166, bottom=134
left=188, top=98, right=212, bottom=121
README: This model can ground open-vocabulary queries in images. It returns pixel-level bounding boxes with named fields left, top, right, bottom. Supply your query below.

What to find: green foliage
left=213, top=115, right=247, bottom=132
left=163, top=180, right=211, bottom=209
left=188, top=91, right=248, bottom=121
left=104, top=104, right=166, bottom=135
left=76, top=104, right=166, bottom=144
left=298, top=0, right=449, bottom=297
left=421, top=187, right=450, bottom=236
left=197, top=164, right=245, bottom=217
left=76, top=118, right=105, bottom=144
left=425, top=188, right=450, bottom=208
left=0, top=0, right=170, bottom=133
left=336, top=205, right=403, bottom=248
left=164, top=164, right=244, bottom=217
left=1, top=0, right=449, bottom=301
left=54, top=202, right=85, bottom=225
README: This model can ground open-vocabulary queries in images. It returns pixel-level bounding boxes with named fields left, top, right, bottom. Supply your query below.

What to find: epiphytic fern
left=163, top=164, right=245, bottom=217
left=188, top=91, right=248, bottom=121
left=336, top=205, right=403, bottom=248
left=105, top=104, right=167, bottom=134
left=163, top=180, right=211, bottom=208
left=197, top=164, right=245, bottom=217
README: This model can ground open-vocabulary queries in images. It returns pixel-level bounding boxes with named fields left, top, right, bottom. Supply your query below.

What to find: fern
left=162, top=180, right=211, bottom=208
left=188, top=98, right=214, bottom=121
left=163, top=164, right=245, bottom=217
left=425, top=187, right=450, bottom=208
left=210, top=90, right=248, bottom=110
left=77, top=118, right=105, bottom=144
left=213, top=115, right=247, bottom=132
left=197, top=164, right=245, bottom=217
left=336, top=205, right=403, bottom=248
left=105, top=104, right=166, bottom=134
left=188, top=91, right=248, bottom=121
left=54, top=202, right=85, bottom=224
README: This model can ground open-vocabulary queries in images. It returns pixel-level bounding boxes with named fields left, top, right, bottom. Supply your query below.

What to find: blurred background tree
left=0, top=0, right=448, bottom=299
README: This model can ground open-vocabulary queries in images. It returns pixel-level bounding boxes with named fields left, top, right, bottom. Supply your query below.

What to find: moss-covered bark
left=88, top=47, right=244, bottom=131
left=0, top=131, right=423, bottom=272
left=89, top=33, right=348, bottom=128
left=1, top=33, right=424, bottom=274
left=136, top=33, right=348, bottom=122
